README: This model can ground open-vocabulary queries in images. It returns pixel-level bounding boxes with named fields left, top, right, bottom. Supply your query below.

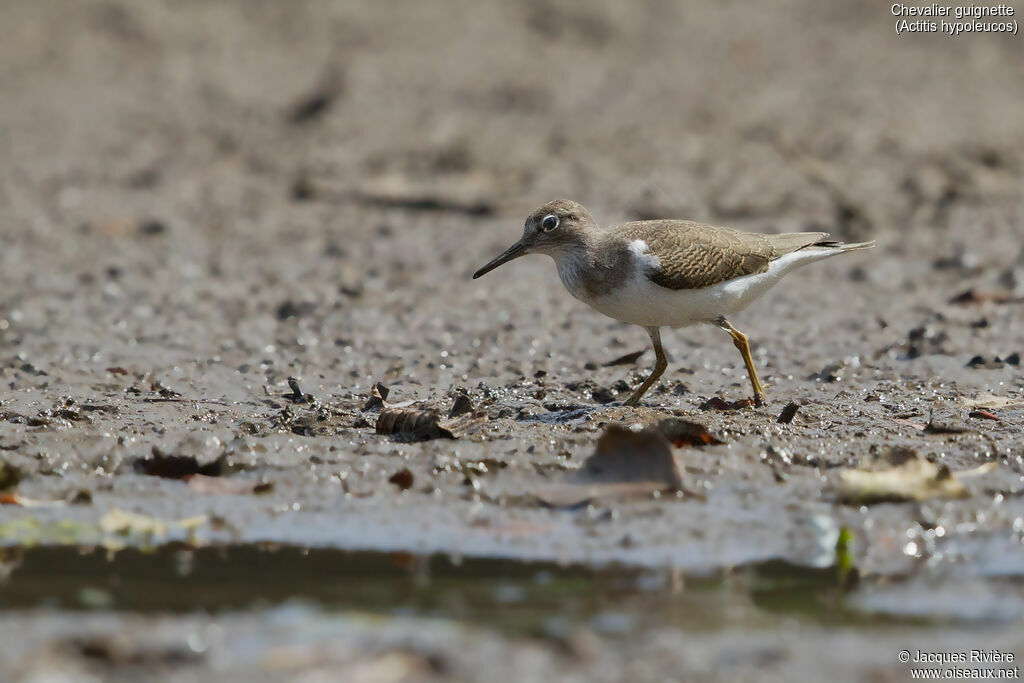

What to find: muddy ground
left=1, top=1, right=1023, bottom=681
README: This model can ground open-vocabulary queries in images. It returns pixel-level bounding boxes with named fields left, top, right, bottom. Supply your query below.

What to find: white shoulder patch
left=627, top=239, right=661, bottom=269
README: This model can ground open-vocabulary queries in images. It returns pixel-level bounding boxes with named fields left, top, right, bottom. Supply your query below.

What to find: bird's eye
left=541, top=214, right=559, bottom=231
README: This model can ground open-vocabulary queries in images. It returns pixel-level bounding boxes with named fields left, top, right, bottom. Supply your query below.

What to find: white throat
left=552, top=248, right=591, bottom=301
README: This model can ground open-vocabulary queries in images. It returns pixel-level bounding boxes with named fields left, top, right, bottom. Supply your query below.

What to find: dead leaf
left=71, top=635, right=202, bottom=666
left=653, top=418, right=723, bottom=447
left=837, top=456, right=975, bottom=504
left=353, top=171, right=498, bottom=216
left=957, top=461, right=999, bottom=478
left=969, top=409, right=999, bottom=421
left=0, top=461, right=24, bottom=491
left=134, top=447, right=224, bottom=479
left=949, top=288, right=1024, bottom=305
left=448, top=393, right=474, bottom=418
left=0, top=493, right=67, bottom=507
left=700, top=396, right=755, bottom=411
left=285, top=377, right=311, bottom=403
left=362, top=382, right=391, bottom=412
left=186, top=474, right=268, bottom=495
left=925, top=402, right=971, bottom=434
left=375, top=406, right=486, bottom=441
left=777, top=402, right=800, bottom=424
left=535, top=425, right=681, bottom=508
left=602, top=350, right=645, bottom=367
left=99, top=508, right=208, bottom=537
left=962, top=393, right=1024, bottom=410
left=388, top=468, right=414, bottom=491
left=286, top=67, right=345, bottom=126
left=886, top=417, right=926, bottom=431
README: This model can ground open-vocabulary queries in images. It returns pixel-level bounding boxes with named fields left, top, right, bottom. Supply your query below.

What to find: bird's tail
left=808, top=239, right=876, bottom=253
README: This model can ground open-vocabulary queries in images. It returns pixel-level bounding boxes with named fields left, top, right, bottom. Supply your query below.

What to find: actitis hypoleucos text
left=473, top=199, right=874, bottom=407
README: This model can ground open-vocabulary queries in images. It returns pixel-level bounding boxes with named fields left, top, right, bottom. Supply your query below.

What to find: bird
left=472, top=199, right=874, bottom=407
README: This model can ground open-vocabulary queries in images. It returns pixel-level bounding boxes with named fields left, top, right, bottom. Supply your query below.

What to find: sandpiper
left=473, top=199, right=874, bottom=407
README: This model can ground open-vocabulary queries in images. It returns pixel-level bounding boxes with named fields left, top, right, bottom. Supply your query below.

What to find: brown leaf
left=388, top=468, right=414, bottom=491
left=776, top=402, right=800, bottom=424
left=0, top=461, right=24, bottom=491
left=950, top=288, right=1024, bottom=305
left=375, top=406, right=487, bottom=441
left=654, top=418, right=723, bottom=447
left=448, top=393, right=474, bottom=418
left=362, top=382, right=391, bottom=412
left=535, top=425, right=682, bottom=508
left=700, top=396, right=755, bottom=411
left=0, top=493, right=67, bottom=507
left=134, top=447, right=224, bottom=479
left=602, top=349, right=645, bottom=367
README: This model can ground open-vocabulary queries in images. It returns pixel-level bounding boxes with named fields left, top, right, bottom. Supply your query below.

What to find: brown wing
left=617, top=220, right=828, bottom=290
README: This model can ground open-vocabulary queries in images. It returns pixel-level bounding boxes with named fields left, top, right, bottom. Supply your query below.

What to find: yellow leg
left=716, top=318, right=766, bottom=406
left=623, top=327, right=667, bottom=407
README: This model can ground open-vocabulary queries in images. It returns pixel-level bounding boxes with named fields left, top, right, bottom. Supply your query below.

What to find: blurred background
left=1, top=1, right=1023, bottom=681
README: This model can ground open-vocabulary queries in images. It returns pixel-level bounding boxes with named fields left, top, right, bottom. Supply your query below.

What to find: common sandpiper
left=473, top=199, right=874, bottom=407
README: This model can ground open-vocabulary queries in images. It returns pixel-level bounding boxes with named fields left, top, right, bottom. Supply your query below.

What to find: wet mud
left=1, top=0, right=1023, bottom=680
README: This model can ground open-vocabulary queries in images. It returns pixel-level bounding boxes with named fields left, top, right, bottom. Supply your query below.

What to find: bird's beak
left=472, top=240, right=529, bottom=279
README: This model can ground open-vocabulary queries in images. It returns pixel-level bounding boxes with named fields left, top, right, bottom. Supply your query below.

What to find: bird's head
left=472, top=199, right=596, bottom=278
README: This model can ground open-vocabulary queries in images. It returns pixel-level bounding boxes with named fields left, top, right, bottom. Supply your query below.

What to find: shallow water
left=0, top=545, right=880, bottom=632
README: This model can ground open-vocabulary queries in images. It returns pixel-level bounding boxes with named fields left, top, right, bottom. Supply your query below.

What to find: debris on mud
left=275, top=299, right=317, bottom=321
left=370, top=388, right=487, bottom=441
left=966, top=353, right=1019, bottom=369
left=0, top=460, right=23, bottom=491
left=0, top=493, right=65, bottom=507
left=134, top=446, right=225, bottom=479
left=949, top=288, right=1024, bottom=305
left=270, top=401, right=352, bottom=437
left=700, top=397, right=755, bottom=411
left=286, top=67, right=345, bottom=126
left=362, top=382, right=391, bottom=412
left=67, top=634, right=205, bottom=667
left=536, top=425, right=682, bottom=508
left=602, top=350, right=646, bottom=367
left=924, top=401, right=971, bottom=434
left=375, top=405, right=487, bottom=441
left=809, top=359, right=855, bottom=382
left=653, top=418, right=723, bottom=447
left=836, top=455, right=996, bottom=504
left=903, top=326, right=950, bottom=359
left=968, top=409, right=999, bottom=421
left=884, top=414, right=926, bottom=431
left=352, top=171, right=498, bottom=216
left=186, top=475, right=273, bottom=496
left=285, top=377, right=313, bottom=404
left=99, top=508, right=208, bottom=538
left=961, top=393, right=1024, bottom=411
left=388, top=468, right=415, bottom=491
left=448, top=393, right=474, bottom=418
left=777, top=402, right=801, bottom=424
